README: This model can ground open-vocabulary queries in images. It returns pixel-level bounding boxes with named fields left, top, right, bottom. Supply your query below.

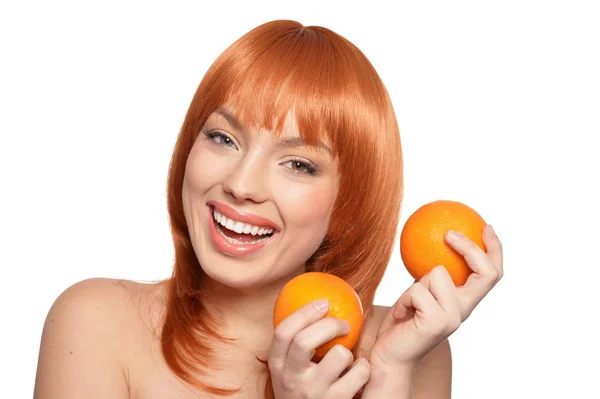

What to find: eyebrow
left=216, top=107, right=245, bottom=132
left=276, top=137, right=332, bottom=155
left=215, top=107, right=332, bottom=155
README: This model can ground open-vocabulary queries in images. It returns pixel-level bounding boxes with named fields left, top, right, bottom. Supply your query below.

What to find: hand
left=370, top=224, right=504, bottom=373
left=268, top=300, right=371, bottom=399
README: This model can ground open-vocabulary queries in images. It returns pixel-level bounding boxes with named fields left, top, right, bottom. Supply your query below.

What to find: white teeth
left=233, top=222, right=245, bottom=234
left=215, top=223, right=271, bottom=245
left=212, top=207, right=275, bottom=236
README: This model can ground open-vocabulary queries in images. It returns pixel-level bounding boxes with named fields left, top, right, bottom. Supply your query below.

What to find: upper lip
left=208, top=201, right=281, bottom=232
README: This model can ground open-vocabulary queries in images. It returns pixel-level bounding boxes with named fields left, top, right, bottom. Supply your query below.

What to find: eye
left=283, top=159, right=318, bottom=176
left=204, top=131, right=238, bottom=149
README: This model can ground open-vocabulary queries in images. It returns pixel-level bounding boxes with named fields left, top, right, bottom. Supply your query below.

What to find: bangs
left=212, top=22, right=389, bottom=159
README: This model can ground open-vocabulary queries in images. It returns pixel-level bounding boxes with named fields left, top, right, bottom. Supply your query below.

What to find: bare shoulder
left=362, top=305, right=453, bottom=398
left=34, top=277, right=166, bottom=399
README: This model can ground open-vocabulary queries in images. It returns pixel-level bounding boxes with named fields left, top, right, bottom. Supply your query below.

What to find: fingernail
left=313, top=299, right=329, bottom=311
left=447, top=230, right=461, bottom=240
left=488, top=224, right=496, bottom=235
left=342, top=321, right=351, bottom=333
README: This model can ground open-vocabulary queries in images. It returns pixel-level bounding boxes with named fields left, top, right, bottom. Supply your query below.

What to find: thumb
left=376, top=281, right=417, bottom=335
left=393, top=291, right=415, bottom=321
left=379, top=273, right=436, bottom=334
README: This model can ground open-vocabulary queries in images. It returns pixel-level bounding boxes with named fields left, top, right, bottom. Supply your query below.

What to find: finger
left=445, top=229, right=500, bottom=318
left=286, top=317, right=350, bottom=374
left=445, top=229, right=500, bottom=285
left=445, top=229, right=496, bottom=278
left=269, top=299, right=330, bottom=368
left=483, top=224, right=503, bottom=278
left=329, top=358, right=371, bottom=398
left=393, top=281, right=441, bottom=322
left=314, top=344, right=354, bottom=386
left=421, top=266, right=461, bottom=315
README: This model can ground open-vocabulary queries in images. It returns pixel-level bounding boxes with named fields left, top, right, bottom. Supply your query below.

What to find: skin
left=33, top=106, right=503, bottom=398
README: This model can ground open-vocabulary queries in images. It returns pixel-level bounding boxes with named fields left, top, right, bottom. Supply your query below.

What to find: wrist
left=369, top=352, right=417, bottom=380
left=361, top=360, right=415, bottom=399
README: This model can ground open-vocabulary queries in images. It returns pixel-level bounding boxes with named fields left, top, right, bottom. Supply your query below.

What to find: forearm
left=361, top=364, right=413, bottom=399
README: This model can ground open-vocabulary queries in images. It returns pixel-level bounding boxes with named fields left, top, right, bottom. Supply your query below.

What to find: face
left=181, top=106, right=339, bottom=290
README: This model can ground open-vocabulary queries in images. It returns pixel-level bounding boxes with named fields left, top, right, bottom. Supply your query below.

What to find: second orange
left=400, top=200, right=487, bottom=286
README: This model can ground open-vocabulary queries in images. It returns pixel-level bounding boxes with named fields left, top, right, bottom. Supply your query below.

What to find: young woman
left=34, top=20, right=503, bottom=398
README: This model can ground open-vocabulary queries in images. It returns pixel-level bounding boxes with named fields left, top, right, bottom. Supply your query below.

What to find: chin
left=197, top=246, right=308, bottom=292
left=199, top=258, right=275, bottom=290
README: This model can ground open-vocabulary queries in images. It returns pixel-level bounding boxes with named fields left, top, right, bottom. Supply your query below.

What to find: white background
left=1, top=0, right=599, bottom=397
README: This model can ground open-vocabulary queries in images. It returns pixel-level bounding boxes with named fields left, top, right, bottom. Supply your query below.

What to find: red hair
left=161, top=20, right=403, bottom=397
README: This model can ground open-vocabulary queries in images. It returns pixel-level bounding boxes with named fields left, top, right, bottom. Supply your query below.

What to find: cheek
left=184, top=145, right=229, bottom=194
left=181, top=145, right=232, bottom=225
left=277, top=181, right=338, bottom=234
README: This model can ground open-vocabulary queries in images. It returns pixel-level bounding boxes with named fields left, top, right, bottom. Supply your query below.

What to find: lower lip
left=207, top=206, right=276, bottom=257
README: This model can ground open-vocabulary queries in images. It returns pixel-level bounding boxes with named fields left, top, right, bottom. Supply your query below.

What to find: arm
left=413, top=339, right=452, bottom=398
left=33, top=278, right=130, bottom=398
left=361, top=339, right=451, bottom=398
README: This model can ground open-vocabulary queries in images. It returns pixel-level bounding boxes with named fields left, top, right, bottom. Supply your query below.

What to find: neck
left=200, top=268, right=304, bottom=356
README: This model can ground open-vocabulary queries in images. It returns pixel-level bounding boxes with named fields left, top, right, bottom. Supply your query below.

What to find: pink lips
left=206, top=201, right=279, bottom=257
left=208, top=201, right=280, bottom=232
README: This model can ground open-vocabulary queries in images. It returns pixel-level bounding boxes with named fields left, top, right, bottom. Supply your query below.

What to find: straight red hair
left=161, top=20, right=403, bottom=397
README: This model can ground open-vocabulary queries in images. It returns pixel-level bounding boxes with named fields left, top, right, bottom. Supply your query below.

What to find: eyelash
left=204, top=130, right=237, bottom=149
left=284, top=159, right=319, bottom=176
left=203, top=130, right=320, bottom=176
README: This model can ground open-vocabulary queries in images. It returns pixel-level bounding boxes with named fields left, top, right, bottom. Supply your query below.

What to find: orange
left=273, top=272, right=364, bottom=359
left=400, top=200, right=487, bottom=286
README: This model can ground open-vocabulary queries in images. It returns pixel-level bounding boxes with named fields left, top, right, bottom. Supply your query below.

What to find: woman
left=34, top=20, right=503, bottom=398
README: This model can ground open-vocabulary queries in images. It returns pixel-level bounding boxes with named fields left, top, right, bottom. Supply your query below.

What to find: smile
left=206, top=202, right=279, bottom=257
left=213, top=207, right=274, bottom=244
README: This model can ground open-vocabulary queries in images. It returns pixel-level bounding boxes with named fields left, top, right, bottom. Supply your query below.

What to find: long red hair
left=161, top=20, right=403, bottom=397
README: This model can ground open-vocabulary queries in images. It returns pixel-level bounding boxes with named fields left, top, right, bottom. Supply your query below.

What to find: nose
left=222, top=153, right=269, bottom=203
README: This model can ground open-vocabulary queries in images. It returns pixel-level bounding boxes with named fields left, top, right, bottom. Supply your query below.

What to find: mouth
left=207, top=204, right=278, bottom=256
